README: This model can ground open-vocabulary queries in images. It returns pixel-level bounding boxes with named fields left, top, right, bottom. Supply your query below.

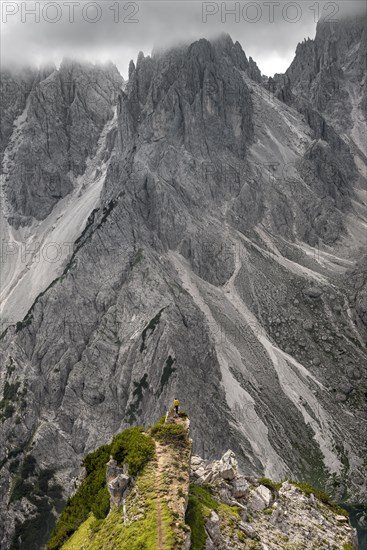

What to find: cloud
left=1, top=0, right=366, bottom=77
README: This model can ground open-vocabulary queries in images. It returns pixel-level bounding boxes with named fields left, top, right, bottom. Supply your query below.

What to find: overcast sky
left=1, top=1, right=366, bottom=78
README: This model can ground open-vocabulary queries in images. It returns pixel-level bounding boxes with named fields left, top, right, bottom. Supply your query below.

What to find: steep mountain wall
left=270, top=15, right=367, bottom=152
left=0, top=23, right=366, bottom=549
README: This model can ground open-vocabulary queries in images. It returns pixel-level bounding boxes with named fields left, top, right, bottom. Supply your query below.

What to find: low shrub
left=185, top=489, right=211, bottom=550
left=151, top=423, right=188, bottom=449
left=111, top=427, right=155, bottom=476
left=290, top=481, right=349, bottom=517
left=291, top=481, right=330, bottom=503
left=186, top=485, right=239, bottom=549
left=47, top=444, right=111, bottom=550
left=257, top=477, right=282, bottom=492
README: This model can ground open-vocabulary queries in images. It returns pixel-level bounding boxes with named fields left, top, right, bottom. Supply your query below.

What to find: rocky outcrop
left=48, top=420, right=358, bottom=550
left=191, top=450, right=238, bottom=485
left=190, top=450, right=358, bottom=549
left=106, top=459, right=131, bottom=510
left=248, top=56, right=262, bottom=83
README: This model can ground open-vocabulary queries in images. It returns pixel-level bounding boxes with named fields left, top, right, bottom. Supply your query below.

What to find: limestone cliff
left=270, top=14, right=367, bottom=153
left=1, top=21, right=366, bottom=550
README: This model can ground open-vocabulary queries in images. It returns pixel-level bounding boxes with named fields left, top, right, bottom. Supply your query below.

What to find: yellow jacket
left=174, top=399, right=179, bottom=407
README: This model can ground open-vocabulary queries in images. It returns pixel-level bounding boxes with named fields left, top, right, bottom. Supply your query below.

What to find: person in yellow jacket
left=174, top=398, right=179, bottom=415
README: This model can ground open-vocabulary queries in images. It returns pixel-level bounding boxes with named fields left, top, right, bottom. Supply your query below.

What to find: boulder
left=191, top=455, right=204, bottom=467
left=335, top=515, right=348, bottom=522
left=205, top=511, right=227, bottom=549
left=247, top=490, right=268, bottom=512
left=217, top=486, right=235, bottom=505
left=256, top=485, right=272, bottom=507
left=202, top=471, right=214, bottom=484
left=106, top=458, right=131, bottom=509
left=220, top=450, right=238, bottom=470
left=238, top=521, right=259, bottom=540
left=107, top=473, right=131, bottom=509
left=217, top=463, right=236, bottom=481
left=106, top=458, right=126, bottom=480
left=231, top=477, right=250, bottom=498
left=247, top=485, right=272, bottom=512
left=193, top=466, right=206, bottom=478
left=303, top=286, right=323, bottom=299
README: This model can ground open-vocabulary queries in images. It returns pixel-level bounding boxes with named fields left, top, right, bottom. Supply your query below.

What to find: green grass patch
left=291, top=481, right=330, bottom=503
left=150, top=422, right=189, bottom=449
left=60, top=514, right=95, bottom=550
left=290, top=481, right=349, bottom=517
left=64, top=462, right=176, bottom=550
left=185, top=487, right=212, bottom=550
left=189, top=485, right=220, bottom=511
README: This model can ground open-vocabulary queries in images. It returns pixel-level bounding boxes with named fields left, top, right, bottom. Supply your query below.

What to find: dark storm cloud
left=1, top=0, right=366, bottom=77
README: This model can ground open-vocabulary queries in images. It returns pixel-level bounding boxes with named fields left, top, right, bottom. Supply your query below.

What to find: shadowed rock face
left=2, top=61, right=123, bottom=225
left=106, top=459, right=131, bottom=509
left=1, top=68, right=40, bottom=164
left=0, top=27, right=366, bottom=549
left=347, top=256, right=367, bottom=339
left=118, top=35, right=254, bottom=164
left=270, top=15, right=367, bottom=142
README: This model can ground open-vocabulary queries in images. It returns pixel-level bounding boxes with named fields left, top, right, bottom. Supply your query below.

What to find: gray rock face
left=270, top=15, right=367, bottom=152
left=247, top=486, right=272, bottom=512
left=347, top=256, right=367, bottom=339
left=106, top=459, right=131, bottom=509
left=2, top=60, right=122, bottom=224
left=248, top=485, right=273, bottom=511
left=205, top=510, right=229, bottom=549
left=0, top=67, right=40, bottom=164
left=191, top=450, right=238, bottom=485
left=0, top=25, right=366, bottom=549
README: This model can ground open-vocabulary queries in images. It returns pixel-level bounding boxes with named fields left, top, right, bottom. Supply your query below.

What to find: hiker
left=174, top=398, right=179, bottom=415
